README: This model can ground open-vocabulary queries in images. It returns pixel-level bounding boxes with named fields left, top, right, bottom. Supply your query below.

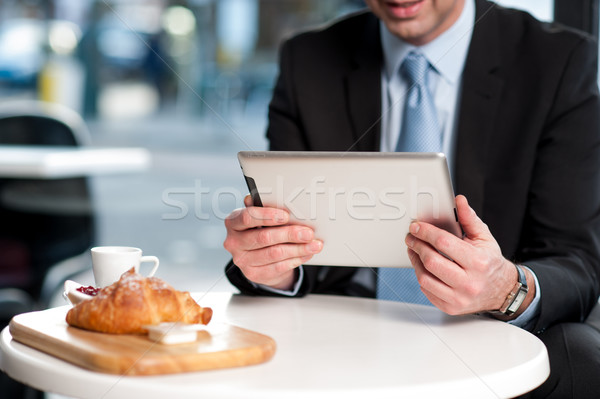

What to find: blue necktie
left=377, top=52, right=441, bottom=305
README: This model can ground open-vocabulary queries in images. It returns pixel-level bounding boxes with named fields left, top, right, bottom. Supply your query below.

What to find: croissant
left=66, top=268, right=212, bottom=334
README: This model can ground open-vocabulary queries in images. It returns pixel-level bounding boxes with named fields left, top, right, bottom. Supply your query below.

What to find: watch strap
left=497, top=264, right=529, bottom=316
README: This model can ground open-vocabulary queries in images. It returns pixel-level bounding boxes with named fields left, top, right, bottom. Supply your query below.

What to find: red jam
left=76, top=285, right=100, bottom=296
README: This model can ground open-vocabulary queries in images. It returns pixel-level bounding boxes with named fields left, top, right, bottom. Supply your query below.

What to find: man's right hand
left=223, top=195, right=323, bottom=291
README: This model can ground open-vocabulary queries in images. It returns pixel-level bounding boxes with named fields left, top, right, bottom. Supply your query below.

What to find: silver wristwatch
left=497, top=264, right=529, bottom=316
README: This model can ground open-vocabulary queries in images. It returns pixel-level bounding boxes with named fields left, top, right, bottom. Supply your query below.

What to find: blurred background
left=0, top=0, right=559, bottom=303
left=0, top=0, right=553, bottom=297
left=0, top=0, right=578, bottom=397
left=0, top=0, right=375, bottom=300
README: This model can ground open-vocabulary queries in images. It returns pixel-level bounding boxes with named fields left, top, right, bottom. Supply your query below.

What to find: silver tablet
left=238, top=151, right=462, bottom=268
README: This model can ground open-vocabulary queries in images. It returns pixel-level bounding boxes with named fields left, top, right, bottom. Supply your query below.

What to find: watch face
left=508, top=288, right=528, bottom=313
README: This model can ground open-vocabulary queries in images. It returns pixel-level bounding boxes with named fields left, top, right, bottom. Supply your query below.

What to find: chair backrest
left=0, top=101, right=95, bottom=300
left=0, top=100, right=91, bottom=146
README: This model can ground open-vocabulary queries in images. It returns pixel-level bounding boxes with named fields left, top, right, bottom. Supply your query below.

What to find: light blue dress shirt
left=378, top=0, right=475, bottom=175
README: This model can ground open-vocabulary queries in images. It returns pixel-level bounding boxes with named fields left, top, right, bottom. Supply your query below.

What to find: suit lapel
left=454, top=0, right=504, bottom=216
left=345, top=14, right=382, bottom=152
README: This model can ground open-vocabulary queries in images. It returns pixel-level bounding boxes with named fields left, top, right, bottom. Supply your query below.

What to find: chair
left=0, top=100, right=95, bottom=321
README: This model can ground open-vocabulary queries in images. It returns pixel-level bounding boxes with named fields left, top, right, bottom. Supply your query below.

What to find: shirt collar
left=380, top=0, right=475, bottom=84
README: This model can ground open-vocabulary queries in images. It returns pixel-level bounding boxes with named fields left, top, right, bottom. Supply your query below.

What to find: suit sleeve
left=520, top=36, right=600, bottom=333
left=266, top=39, right=311, bottom=152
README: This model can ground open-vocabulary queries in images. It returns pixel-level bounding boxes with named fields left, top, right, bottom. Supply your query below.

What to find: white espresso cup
left=91, top=246, right=160, bottom=287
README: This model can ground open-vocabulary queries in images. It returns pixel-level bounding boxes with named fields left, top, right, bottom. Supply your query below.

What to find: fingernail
left=410, top=222, right=420, bottom=234
left=308, top=240, right=323, bottom=253
left=298, top=229, right=312, bottom=241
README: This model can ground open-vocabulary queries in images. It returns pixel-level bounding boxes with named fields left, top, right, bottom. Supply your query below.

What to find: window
left=494, top=0, right=553, bottom=22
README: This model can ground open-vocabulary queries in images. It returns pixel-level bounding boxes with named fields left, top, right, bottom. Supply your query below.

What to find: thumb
left=455, top=195, right=490, bottom=239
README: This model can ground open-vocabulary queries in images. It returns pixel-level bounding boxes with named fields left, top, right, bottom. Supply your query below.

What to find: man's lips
left=384, top=0, right=425, bottom=19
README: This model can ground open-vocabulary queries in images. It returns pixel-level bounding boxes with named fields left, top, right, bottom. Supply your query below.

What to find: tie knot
left=401, top=52, right=429, bottom=85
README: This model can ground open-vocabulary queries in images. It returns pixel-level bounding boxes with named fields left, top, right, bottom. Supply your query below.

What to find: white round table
left=1, top=292, right=549, bottom=399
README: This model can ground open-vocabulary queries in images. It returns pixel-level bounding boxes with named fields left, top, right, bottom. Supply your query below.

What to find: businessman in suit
left=223, top=1, right=600, bottom=397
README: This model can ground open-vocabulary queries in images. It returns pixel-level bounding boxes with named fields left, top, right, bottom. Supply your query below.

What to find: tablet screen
left=238, top=151, right=462, bottom=268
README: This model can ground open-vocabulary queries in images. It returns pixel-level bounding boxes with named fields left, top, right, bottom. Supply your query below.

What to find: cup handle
left=140, top=256, right=160, bottom=277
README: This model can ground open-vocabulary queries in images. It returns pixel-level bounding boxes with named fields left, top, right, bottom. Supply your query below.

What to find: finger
left=455, top=195, right=491, bottom=240
left=408, top=244, right=460, bottom=293
left=408, top=248, right=456, bottom=307
left=241, top=224, right=316, bottom=250
left=244, top=194, right=253, bottom=207
left=410, top=256, right=464, bottom=314
left=407, top=247, right=430, bottom=283
left=244, top=255, right=313, bottom=286
left=407, top=248, right=423, bottom=270
left=239, top=240, right=323, bottom=268
left=409, top=237, right=466, bottom=284
left=423, top=282, right=480, bottom=316
left=419, top=286, right=457, bottom=314
left=407, top=230, right=473, bottom=290
left=225, top=206, right=289, bottom=231
left=407, top=222, right=472, bottom=267
left=418, top=275, right=458, bottom=306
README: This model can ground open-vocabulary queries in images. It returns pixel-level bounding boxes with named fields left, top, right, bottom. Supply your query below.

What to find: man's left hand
left=406, top=194, right=533, bottom=316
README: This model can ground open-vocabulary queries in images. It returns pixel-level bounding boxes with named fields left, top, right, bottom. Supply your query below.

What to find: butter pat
left=144, top=322, right=207, bottom=345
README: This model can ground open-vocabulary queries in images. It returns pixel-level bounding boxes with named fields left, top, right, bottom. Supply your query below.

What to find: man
left=224, top=1, right=600, bottom=397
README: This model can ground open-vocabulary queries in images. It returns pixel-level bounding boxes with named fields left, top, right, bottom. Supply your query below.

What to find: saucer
left=63, top=280, right=95, bottom=305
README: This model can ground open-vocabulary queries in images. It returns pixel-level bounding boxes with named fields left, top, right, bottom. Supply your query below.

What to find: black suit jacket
left=226, top=0, right=600, bottom=334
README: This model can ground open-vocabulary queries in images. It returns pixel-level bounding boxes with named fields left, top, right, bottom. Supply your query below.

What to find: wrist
left=269, top=269, right=299, bottom=291
left=490, top=263, right=531, bottom=320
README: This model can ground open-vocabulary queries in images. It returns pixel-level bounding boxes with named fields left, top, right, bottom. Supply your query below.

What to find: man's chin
left=384, top=20, right=434, bottom=46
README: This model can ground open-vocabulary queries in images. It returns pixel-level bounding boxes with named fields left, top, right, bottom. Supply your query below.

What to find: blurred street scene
left=0, top=0, right=367, bottom=297
left=0, top=0, right=552, bottom=295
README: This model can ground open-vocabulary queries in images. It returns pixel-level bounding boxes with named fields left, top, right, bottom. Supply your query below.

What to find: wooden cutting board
left=9, top=306, right=276, bottom=376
